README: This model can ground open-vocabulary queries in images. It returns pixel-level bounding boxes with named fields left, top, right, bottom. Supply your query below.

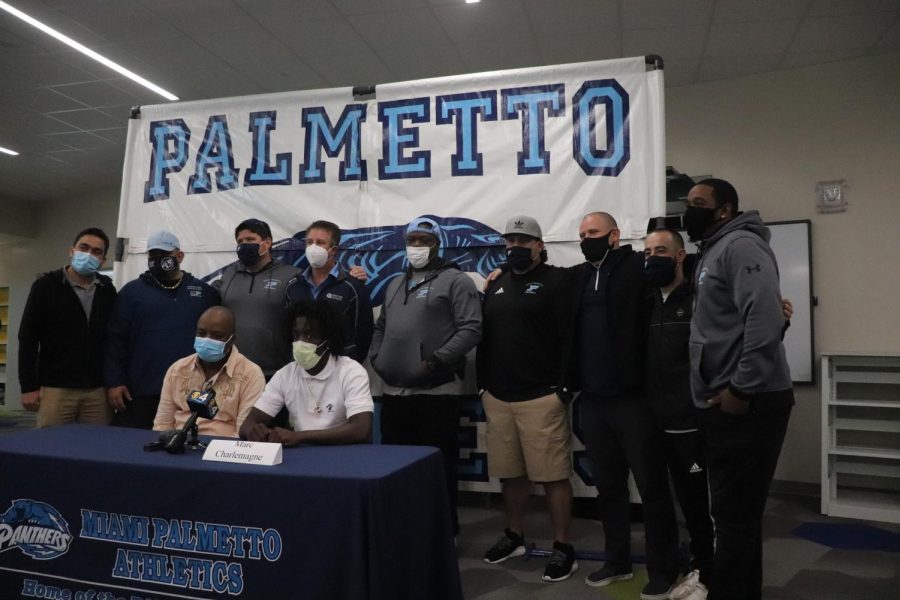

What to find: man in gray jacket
left=213, top=218, right=299, bottom=380
left=371, top=216, right=482, bottom=536
left=685, top=179, right=793, bottom=600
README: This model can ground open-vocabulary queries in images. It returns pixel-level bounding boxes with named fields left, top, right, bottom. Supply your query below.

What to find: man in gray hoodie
left=371, top=216, right=482, bottom=536
left=685, top=178, right=793, bottom=600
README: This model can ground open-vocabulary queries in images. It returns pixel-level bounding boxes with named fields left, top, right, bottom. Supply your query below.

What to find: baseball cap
left=406, top=216, right=442, bottom=240
left=502, top=215, right=542, bottom=240
left=235, top=218, right=272, bottom=240
left=147, top=230, right=180, bottom=252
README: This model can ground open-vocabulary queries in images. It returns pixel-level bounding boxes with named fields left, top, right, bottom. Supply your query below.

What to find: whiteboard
left=766, top=221, right=814, bottom=383
left=682, top=220, right=814, bottom=383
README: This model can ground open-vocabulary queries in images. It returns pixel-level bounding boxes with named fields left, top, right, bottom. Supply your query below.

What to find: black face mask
left=580, top=233, right=611, bottom=263
left=683, top=206, right=717, bottom=242
left=148, top=255, right=178, bottom=279
left=506, top=246, right=534, bottom=271
left=236, top=243, right=261, bottom=267
left=644, top=255, right=677, bottom=287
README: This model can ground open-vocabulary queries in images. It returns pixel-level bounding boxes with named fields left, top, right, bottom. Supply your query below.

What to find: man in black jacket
left=574, top=212, right=679, bottom=600
left=478, top=216, right=578, bottom=582
left=18, top=228, right=116, bottom=426
left=643, top=229, right=713, bottom=600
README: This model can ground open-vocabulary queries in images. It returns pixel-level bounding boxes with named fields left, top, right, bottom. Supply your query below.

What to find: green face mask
left=292, top=339, right=326, bottom=370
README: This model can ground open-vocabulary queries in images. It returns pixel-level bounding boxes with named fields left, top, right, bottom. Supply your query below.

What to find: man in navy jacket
left=284, top=220, right=373, bottom=364
left=105, top=230, right=219, bottom=428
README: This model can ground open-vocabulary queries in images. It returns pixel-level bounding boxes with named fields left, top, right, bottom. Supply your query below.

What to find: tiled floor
left=456, top=492, right=900, bottom=600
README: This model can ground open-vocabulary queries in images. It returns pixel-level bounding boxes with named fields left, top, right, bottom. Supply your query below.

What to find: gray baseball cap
left=502, top=215, right=542, bottom=240
left=147, top=230, right=180, bottom=251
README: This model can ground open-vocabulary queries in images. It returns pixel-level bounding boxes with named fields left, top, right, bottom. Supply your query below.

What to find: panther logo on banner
left=0, top=499, right=73, bottom=560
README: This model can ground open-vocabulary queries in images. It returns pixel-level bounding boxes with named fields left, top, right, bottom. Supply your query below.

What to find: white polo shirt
left=255, top=355, right=373, bottom=432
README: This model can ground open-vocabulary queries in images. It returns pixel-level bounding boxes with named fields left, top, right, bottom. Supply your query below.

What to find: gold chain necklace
left=154, top=275, right=183, bottom=290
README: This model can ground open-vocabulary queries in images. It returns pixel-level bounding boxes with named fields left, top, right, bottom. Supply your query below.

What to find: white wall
left=0, top=190, right=120, bottom=410
left=666, top=50, right=900, bottom=483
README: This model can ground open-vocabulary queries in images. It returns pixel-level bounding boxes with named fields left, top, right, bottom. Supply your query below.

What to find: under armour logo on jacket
left=746, top=265, right=761, bottom=274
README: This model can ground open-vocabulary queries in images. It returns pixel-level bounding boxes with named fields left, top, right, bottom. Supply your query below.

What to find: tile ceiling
left=0, top=0, right=898, bottom=202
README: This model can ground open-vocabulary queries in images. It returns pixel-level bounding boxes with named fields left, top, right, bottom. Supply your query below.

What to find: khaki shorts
left=482, top=390, right=572, bottom=483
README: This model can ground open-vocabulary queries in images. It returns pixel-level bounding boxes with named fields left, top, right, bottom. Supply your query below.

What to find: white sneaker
left=681, top=582, right=708, bottom=600
left=669, top=570, right=701, bottom=600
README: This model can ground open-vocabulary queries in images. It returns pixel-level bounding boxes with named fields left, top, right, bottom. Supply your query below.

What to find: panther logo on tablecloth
left=0, top=499, right=73, bottom=560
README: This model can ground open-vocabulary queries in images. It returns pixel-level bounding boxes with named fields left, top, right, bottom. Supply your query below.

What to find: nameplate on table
left=202, top=440, right=282, bottom=466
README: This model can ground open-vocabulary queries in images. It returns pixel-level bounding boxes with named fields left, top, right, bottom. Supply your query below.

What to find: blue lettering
left=299, top=104, right=367, bottom=183
left=187, top=115, right=239, bottom=194
left=244, top=110, right=291, bottom=186
left=261, top=529, right=282, bottom=561
left=435, top=91, right=497, bottom=176
left=150, top=518, right=168, bottom=548
left=144, top=119, right=190, bottom=202
left=572, top=79, right=630, bottom=176
left=500, top=84, right=566, bottom=174
left=377, top=98, right=431, bottom=179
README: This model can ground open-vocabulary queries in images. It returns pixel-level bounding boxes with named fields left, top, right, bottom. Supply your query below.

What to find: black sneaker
left=483, top=529, right=526, bottom=564
left=541, top=541, right=578, bottom=582
left=641, top=579, right=674, bottom=600
left=584, top=563, right=633, bottom=587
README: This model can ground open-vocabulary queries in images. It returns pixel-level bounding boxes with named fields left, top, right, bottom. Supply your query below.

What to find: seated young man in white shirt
left=240, top=301, right=373, bottom=446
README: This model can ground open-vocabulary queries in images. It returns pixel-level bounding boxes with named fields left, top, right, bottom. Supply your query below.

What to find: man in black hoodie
left=574, top=212, right=679, bottom=600
left=18, top=228, right=116, bottom=426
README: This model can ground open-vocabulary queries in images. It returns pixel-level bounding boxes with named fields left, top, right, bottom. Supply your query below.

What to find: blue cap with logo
left=147, top=230, right=180, bottom=252
left=405, top=216, right=442, bottom=241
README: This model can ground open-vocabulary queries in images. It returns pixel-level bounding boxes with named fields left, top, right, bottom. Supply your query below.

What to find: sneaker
left=641, top=579, right=674, bottom=600
left=670, top=570, right=701, bottom=599
left=584, top=564, right=633, bottom=587
left=682, top=582, right=708, bottom=600
left=483, top=529, right=526, bottom=564
left=541, top=541, right=578, bottom=582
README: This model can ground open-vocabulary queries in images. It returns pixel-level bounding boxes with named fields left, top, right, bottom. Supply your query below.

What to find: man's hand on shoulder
left=349, top=266, right=368, bottom=283
left=781, top=298, right=793, bottom=320
left=107, top=385, right=131, bottom=411
left=21, top=391, right=40, bottom=412
left=483, top=268, right=503, bottom=291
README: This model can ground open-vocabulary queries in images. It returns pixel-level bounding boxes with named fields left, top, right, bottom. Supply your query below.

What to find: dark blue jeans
left=702, top=401, right=792, bottom=600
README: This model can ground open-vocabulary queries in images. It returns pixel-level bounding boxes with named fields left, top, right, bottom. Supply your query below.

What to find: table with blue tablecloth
left=0, top=424, right=462, bottom=600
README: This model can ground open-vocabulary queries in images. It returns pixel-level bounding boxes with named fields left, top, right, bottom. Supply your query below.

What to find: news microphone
left=163, top=389, right=218, bottom=453
left=187, top=388, right=219, bottom=419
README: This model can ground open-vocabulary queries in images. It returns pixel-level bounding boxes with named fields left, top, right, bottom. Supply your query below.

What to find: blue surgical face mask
left=71, top=251, right=101, bottom=276
left=194, top=335, right=232, bottom=363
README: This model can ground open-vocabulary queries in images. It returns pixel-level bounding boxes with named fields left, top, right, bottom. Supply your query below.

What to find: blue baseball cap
left=147, top=230, right=180, bottom=252
left=406, top=217, right=442, bottom=241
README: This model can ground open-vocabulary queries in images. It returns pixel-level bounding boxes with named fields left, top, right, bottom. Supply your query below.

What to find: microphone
left=163, top=389, right=218, bottom=453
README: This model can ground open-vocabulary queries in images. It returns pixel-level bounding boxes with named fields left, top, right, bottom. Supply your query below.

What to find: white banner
left=116, top=57, right=666, bottom=498
left=116, top=57, right=665, bottom=287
